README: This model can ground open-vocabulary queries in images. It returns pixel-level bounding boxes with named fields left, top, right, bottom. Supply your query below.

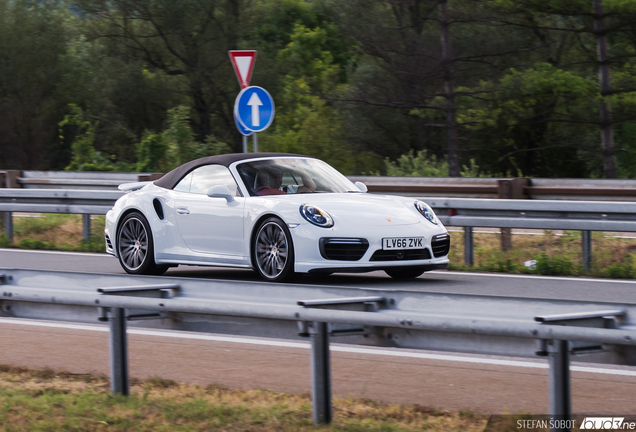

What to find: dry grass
left=15, top=215, right=83, bottom=245
left=0, top=214, right=105, bottom=252
left=0, top=365, right=487, bottom=431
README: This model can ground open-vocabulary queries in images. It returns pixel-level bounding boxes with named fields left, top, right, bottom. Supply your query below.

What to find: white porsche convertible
left=105, top=153, right=450, bottom=281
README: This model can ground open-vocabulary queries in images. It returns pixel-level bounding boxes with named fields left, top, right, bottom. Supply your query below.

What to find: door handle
left=176, top=207, right=190, bottom=215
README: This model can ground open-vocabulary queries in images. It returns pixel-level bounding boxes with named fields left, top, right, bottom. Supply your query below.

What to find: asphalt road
left=1, top=248, right=635, bottom=303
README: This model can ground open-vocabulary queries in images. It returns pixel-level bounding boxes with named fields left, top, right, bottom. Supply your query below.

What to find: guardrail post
left=310, top=322, right=332, bottom=424
left=4, top=212, right=13, bottom=242
left=548, top=340, right=571, bottom=431
left=463, top=227, right=474, bottom=266
left=0, top=172, right=5, bottom=229
left=109, top=307, right=129, bottom=396
left=581, top=231, right=592, bottom=273
left=4, top=170, right=20, bottom=188
left=497, top=178, right=529, bottom=252
left=82, top=215, right=91, bottom=243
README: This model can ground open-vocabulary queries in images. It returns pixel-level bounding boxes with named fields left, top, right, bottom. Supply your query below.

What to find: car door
left=174, top=164, right=245, bottom=257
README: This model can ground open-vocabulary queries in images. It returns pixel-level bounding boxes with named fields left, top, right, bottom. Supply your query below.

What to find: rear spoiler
left=118, top=181, right=151, bottom=192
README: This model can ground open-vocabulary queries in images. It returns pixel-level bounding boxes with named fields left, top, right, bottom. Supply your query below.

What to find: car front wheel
left=253, top=217, right=295, bottom=282
left=116, top=211, right=168, bottom=276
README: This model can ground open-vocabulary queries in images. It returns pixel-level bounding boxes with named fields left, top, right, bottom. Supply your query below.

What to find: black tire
left=385, top=267, right=426, bottom=279
left=116, top=211, right=167, bottom=275
left=252, top=217, right=295, bottom=282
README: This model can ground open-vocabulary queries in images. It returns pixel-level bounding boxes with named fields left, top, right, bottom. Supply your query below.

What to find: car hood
left=265, top=193, right=423, bottom=227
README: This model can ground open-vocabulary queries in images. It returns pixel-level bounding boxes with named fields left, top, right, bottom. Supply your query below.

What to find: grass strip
left=0, top=214, right=105, bottom=253
left=0, top=365, right=486, bottom=431
left=447, top=230, right=636, bottom=278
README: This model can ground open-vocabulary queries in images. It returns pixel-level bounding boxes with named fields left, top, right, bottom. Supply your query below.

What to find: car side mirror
left=355, top=181, right=368, bottom=193
left=207, top=185, right=235, bottom=202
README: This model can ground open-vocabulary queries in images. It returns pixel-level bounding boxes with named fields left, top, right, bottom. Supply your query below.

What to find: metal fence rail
left=0, top=170, right=162, bottom=190
left=349, top=176, right=636, bottom=201
left=1, top=269, right=635, bottom=426
left=0, top=189, right=122, bottom=214
left=4, top=169, right=636, bottom=200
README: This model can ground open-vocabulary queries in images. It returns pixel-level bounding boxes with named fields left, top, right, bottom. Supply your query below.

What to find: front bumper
left=291, top=223, right=450, bottom=274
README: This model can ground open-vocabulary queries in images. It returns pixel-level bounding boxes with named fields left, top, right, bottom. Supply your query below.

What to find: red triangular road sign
left=228, top=50, right=257, bottom=89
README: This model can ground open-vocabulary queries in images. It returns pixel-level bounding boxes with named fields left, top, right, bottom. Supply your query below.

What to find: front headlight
left=414, top=201, right=438, bottom=225
left=300, top=204, right=334, bottom=228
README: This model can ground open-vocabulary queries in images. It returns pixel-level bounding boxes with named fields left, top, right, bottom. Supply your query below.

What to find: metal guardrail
left=349, top=176, right=636, bottom=201
left=0, top=188, right=633, bottom=271
left=430, top=198, right=636, bottom=232
left=3, top=169, right=636, bottom=200
left=0, top=170, right=162, bottom=190
left=0, top=189, right=123, bottom=214
left=1, top=269, right=635, bottom=424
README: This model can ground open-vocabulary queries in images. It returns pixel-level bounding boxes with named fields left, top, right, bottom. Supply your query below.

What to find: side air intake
left=153, top=198, right=165, bottom=220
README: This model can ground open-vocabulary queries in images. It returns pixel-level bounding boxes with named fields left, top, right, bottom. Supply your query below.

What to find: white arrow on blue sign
left=234, top=86, right=274, bottom=133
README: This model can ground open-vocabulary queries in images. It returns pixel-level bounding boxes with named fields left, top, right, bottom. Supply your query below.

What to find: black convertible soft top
left=153, top=153, right=304, bottom=190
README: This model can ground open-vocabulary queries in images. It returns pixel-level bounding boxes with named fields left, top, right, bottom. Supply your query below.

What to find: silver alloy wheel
left=255, top=221, right=289, bottom=279
left=118, top=217, right=148, bottom=271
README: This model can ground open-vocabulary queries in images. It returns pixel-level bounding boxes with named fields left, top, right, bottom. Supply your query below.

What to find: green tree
left=136, top=105, right=232, bottom=172
left=0, top=0, right=75, bottom=169
left=325, top=0, right=533, bottom=176
left=253, top=4, right=356, bottom=172
left=487, top=0, right=636, bottom=178
left=136, top=132, right=168, bottom=172
left=75, top=0, right=251, bottom=149
left=61, top=104, right=122, bottom=171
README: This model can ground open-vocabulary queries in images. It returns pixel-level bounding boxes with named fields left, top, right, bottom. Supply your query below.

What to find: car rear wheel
left=117, top=211, right=168, bottom=276
left=385, top=267, right=426, bottom=279
left=253, top=217, right=295, bottom=282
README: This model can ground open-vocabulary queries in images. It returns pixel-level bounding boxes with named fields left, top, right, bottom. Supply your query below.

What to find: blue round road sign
left=234, top=112, right=252, bottom=136
left=234, top=86, right=274, bottom=133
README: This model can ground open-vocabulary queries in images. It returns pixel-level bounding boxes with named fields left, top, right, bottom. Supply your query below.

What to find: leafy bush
left=532, top=252, right=581, bottom=276
left=476, top=256, right=519, bottom=273
left=384, top=150, right=487, bottom=177
left=603, top=255, right=635, bottom=279
left=136, top=132, right=169, bottom=172
left=0, top=234, right=11, bottom=248
left=61, top=104, right=118, bottom=172
left=136, top=107, right=232, bottom=172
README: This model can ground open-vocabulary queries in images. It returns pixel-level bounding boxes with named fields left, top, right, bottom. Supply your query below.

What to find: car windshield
left=236, top=158, right=358, bottom=197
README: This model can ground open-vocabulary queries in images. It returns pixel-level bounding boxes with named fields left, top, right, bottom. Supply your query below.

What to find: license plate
left=382, top=237, right=424, bottom=250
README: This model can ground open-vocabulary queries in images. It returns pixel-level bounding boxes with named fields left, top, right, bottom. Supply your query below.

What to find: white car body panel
left=105, top=156, right=450, bottom=275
